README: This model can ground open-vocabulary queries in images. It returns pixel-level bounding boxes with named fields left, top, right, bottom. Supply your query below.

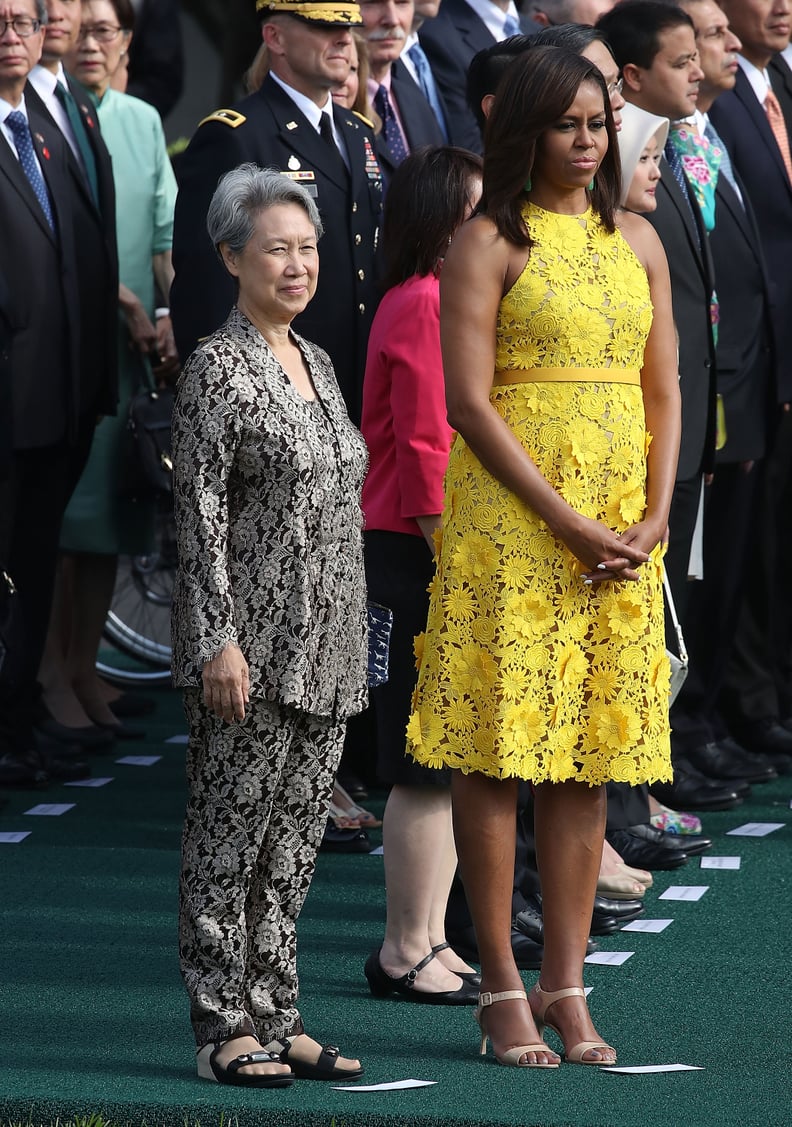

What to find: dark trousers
left=721, top=410, right=792, bottom=726
left=665, top=472, right=702, bottom=635
left=0, top=422, right=94, bottom=752
left=671, top=461, right=760, bottom=750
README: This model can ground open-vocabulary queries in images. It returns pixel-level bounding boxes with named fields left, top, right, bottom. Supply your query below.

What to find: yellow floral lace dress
left=407, top=203, right=672, bottom=785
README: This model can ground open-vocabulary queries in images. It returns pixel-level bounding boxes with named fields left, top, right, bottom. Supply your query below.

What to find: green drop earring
left=524, top=175, right=532, bottom=192
left=587, top=177, right=595, bottom=191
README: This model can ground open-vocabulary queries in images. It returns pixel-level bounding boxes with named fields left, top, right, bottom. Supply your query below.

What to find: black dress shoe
left=782, top=717, right=792, bottom=735
left=715, top=738, right=777, bottom=783
left=650, top=760, right=742, bottom=812
left=513, top=900, right=543, bottom=944
left=364, top=949, right=479, bottom=1004
left=675, top=753, right=751, bottom=797
left=739, top=719, right=792, bottom=758
left=35, top=748, right=91, bottom=782
left=685, top=741, right=774, bottom=786
left=606, top=826, right=689, bottom=870
left=319, top=822, right=371, bottom=853
left=0, top=750, right=50, bottom=789
left=511, top=905, right=597, bottom=955
left=592, top=894, right=645, bottom=918
left=626, top=822, right=712, bottom=853
left=447, top=921, right=548, bottom=969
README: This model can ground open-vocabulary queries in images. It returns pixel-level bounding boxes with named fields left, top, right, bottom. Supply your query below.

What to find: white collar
left=462, top=0, right=520, bottom=43
left=269, top=72, right=334, bottom=132
left=737, top=55, right=771, bottom=103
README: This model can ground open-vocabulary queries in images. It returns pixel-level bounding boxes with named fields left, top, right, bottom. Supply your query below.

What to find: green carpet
left=1, top=690, right=790, bottom=1127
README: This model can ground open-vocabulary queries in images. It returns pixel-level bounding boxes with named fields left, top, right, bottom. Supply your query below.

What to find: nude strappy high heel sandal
left=530, top=984, right=617, bottom=1066
left=476, top=989, right=560, bottom=1068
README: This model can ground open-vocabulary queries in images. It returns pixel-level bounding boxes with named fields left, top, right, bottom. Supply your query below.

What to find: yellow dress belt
left=492, top=366, right=641, bottom=386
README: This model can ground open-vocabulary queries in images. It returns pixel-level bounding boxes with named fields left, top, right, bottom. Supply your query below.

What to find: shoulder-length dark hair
left=481, top=46, right=621, bottom=248
left=381, top=146, right=483, bottom=290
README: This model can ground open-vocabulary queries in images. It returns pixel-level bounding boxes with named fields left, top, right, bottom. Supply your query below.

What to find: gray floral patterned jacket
left=171, top=307, right=368, bottom=721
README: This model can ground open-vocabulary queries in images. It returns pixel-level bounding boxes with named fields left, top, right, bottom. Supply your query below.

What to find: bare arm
left=601, top=213, right=681, bottom=573
left=440, top=217, right=650, bottom=575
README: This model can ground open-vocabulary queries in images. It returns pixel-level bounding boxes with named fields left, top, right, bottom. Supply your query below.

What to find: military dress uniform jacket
left=171, top=307, right=369, bottom=723
left=170, top=75, right=383, bottom=424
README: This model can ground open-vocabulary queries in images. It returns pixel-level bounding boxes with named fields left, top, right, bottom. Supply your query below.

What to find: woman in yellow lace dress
left=407, top=48, right=680, bottom=1069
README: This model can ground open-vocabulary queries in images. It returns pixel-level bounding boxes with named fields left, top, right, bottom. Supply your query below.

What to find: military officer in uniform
left=170, top=0, right=383, bottom=423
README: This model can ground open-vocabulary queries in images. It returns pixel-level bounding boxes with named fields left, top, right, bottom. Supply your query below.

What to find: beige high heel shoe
left=476, top=989, right=559, bottom=1068
left=617, top=862, right=653, bottom=889
left=530, top=984, right=617, bottom=1066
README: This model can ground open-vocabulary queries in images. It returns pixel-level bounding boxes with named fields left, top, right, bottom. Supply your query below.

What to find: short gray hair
left=34, top=0, right=48, bottom=24
left=207, top=163, right=324, bottom=259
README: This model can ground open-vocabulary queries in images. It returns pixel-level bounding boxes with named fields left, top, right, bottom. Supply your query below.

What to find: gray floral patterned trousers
left=178, top=689, right=344, bottom=1047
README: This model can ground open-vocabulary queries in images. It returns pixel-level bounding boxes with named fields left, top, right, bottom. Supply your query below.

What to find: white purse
left=663, top=566, right=689, bottom=706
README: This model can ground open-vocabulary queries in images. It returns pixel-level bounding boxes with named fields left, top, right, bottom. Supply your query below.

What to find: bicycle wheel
left=100, top=500, right=176, bottom=683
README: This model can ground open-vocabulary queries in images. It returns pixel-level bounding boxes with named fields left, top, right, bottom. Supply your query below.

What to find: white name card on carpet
left=726, top=822, right=785, bottom=837
left=166, top=734, right=188, bottom=744
left=0, top=831, right=31, bottom=843
left=584, top=951, right=633, bottom=966
left=659, top=885, right=708, bottom=901
left=700, top=855, right=741, bottom=870
left=369, top=845, right=384, bottom=855
left=117, top=755, right=162, bottom=767
left=621, top=918, right=673, bottom=933
left=605, top=1064, right=704, bottom=1074
left=332, top=1079, right=437, bottom=1092
left=64, top=777, right=114, bottom=788
left=23, top=803, right=75, bottom=817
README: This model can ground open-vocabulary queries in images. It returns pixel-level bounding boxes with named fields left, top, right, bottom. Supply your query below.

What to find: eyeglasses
left=77, top=23, right=124, bottom=43
left=0, top=17, right=41, bottom=37
left=607, top=77, right=624, bottom=96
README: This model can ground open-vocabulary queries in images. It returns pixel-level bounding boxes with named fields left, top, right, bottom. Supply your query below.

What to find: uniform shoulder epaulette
left=350, top=110, right=374, bottom=129
left=198, top=108, right=247, bottom=129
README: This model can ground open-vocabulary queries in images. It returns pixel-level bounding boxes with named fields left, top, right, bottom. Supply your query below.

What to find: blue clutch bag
left=367, top=600, right=393, bottom=688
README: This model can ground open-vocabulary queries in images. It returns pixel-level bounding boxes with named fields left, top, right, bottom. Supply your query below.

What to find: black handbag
left=0, top=567, right=25, bottom=688
left=121, top=383, right=175, bottom=499
left=367, top=600, right=393, bottom=688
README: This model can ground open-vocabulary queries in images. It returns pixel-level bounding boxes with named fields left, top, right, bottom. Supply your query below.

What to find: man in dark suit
left=709, top=0, right=792, bottom=762
left=598, top=2, right=744, bottom=812
left=359, top=0, right=444, bottom=180
left=665, top=0, right=780, bottom=788
left=419, top=0, right=522, bottom=152
left=29, top=0, right=118, bottom=452
left=170, top=0, right=383, bottom=424
left=127, top=0, right=184, bottom=118
left=0, top=0, right=96, bottom=786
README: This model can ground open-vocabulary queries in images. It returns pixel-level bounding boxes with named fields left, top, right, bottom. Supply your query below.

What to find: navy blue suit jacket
left=710, top=68, right=792, bottom=404
left=419, top=0, right=496, bottom=154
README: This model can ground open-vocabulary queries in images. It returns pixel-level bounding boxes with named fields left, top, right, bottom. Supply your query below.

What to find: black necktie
left=318, top=111, right=348, bottom=178
left=55, top=82, right=99, bottom=205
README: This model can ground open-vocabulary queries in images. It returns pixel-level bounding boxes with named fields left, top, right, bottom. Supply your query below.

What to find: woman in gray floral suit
left=172, top=165, right=368, bottom=1089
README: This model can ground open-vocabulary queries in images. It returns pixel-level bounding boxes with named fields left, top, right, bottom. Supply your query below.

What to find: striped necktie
left=503, top=13, right=521, bottom=37
left=703, top=121, right=742, bottom=205
left=4, top=110, right=55, bottom=232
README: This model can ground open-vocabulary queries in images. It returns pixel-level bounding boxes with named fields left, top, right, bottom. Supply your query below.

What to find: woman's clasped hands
left=202, top=643, right=250, bottom=723
left=558, top=513, right=666, bottom=587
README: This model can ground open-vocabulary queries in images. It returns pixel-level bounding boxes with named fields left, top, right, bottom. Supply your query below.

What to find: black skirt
left=365, top=529, right=450, bottom=787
